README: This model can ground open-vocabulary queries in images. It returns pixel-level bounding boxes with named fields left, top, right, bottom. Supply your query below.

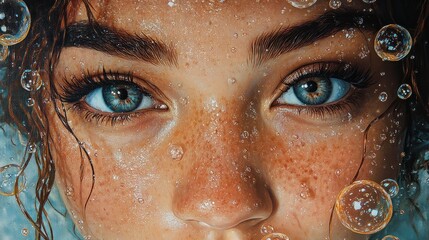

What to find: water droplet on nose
left=0, top=0, right=31, bottom=46
left=329, top=0, right=342, bottom=9
left=378, top=92, right=388, bottom=102
left=382, top=235, right=400, bottom=240
left=380, top=179, right=399, bottom=197
left=0, top=164, right=26, bottom=196
left=374, top=24, right=412, bottom=61
left=260, top=224, right=274, bottom=235
left=21, top=69, right=42, bottom=91
left=335, top=180, right=393, bottom=234
left=261, top=232, right=290, bottom=240
left=287, top=0, right=317, bottom=9
left=169, top=145, right=184, bottom=160
left=396, top=84, right=412, bottom=100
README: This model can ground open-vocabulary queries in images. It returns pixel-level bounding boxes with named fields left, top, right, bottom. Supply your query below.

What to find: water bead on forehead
left=0, top=164, right=26, bottom=196
left=260, top=224, right=274, bottom=235
left=374, top=24, right=412, bottom=61
left=378, top=92, right=388, bottom=102
left=335, top=180, right=393, bottom=234
left=0, top=0, right=31, bottom=46
left=287, top=0, right=318, bottom=9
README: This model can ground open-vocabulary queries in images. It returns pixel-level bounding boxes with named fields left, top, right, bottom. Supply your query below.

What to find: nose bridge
left=172, top=98, right=272, bottom=229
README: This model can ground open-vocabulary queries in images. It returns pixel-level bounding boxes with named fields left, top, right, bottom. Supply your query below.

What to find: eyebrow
left=250, top=9, right=380, bottom=66
left=62, top=22, right=178, bottom=66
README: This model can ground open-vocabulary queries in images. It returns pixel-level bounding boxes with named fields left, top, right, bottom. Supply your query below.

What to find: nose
left=172, top=104, right=273, bottom=230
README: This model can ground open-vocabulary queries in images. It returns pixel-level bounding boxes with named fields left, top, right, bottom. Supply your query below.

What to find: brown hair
left=0, top=0, right=427, bottom=239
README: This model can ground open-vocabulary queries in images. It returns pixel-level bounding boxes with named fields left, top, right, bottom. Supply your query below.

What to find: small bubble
left=329, top=0, right=342, bottom=9
left=286, top=0, right=317, bottom=9
left=260, top=224, right=274, bottom=235
left=21, top=69, right=42, bottom=91
left=382, top=235, right=399, bottom=240
left=374, top=24, right=412, bottom=61
left=21, top=228, right=29, bottom=236
left=335, top=180, right=393, bottom=234
left=26, top=97, right=35, bottom=107
left=362, top=0, right=376, bottom=3
left=380, top=179, right=399, bottom=197
left=0, top=164, right=26, bottom=196
left=169, top=145, right=184, bottom=160
left=396, top=84, right=412, bottom=100
left=0, top=0, right=31, bottom=46
left=228, top=77, right=237, bottom=85
left=28, top=143, right=36, bottom=153
left=261, top=233, right=290, bottom=240
left=378, top=92, right=388, bottom=102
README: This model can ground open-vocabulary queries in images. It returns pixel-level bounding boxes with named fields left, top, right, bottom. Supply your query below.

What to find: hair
left=0, top=0, right=427, bottom=239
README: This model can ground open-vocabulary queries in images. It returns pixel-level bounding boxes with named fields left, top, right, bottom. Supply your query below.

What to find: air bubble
left=28, top=143, right=36, bottom=153
left=335, top=180, right=393, bottom=234
left=380, top=179, right=399, bottom=197
left=260, top=232, right=290, bottom=240
left=0, top=164, right=26, bottom=196
left=329, top=0, right=342, bottom=9
left=26, top=97, right=34, bottom=107
left=287, top=0, right=317, bottom=9
left=396, top=83, right=412, bottom=100
left=378, top=92, right=388, bottom=102
left=21, top=228, right=29, bottom=236
left=374, top=24, right=412, bottom=61
left=260, top=224, right=274, bottom=235
left=169, top=145, right=184, bottom=160
left=382, top=235, right=399, bottom=240
left=0, top=0, right=31, bottom=46
left=21, top=69, right=42, bottom=91
left=0, top=44, right=7, bottom=61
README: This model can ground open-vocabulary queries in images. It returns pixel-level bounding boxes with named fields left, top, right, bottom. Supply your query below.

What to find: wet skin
left=45, top=0, right=406, bottom=239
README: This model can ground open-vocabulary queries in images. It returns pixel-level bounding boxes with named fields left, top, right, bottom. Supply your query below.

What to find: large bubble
left=287, top=0, right=317, bottom=9
left=0, top=0, right=31, bottom=46
left=0, top=164, right=26, bottom=196
left=335, top=180, right=393, bottom=234
left=20, top=69, right=42, bottom=91
left=374, top=24, right=412, bottom=61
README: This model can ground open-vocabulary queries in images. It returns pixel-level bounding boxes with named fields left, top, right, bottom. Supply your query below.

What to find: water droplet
left=21, top=69, right=42, bottom=91
left=28, top=143, right=36, bottom=153
left=396, top=83, right=412, bottom=100
left=65, top=186, right=74, bottom=197
left=26, top=97, right=34, bottom=107
left=335, top=180, right=393, bottom=234
left=287, top=0, right=317, bottom=9
left=0, top=0, right=31, bottom=46
left=0, top=44, right=8, bottom=61
left=260, top=224, right=274, bottom=235
left=380, top=179, right=399, bottom=197
left=0, top=164, right=26, bottom=196
left=329, top=0, right=342, bottom=9
left=137, top=198, right=144, bottom=203
left=261, top=233, right=290, bottom=240
left=374, top=24, right=412, bottom=61
left=343, top=28, right=355, bottom=39
left=21, top=228, right=29, bottom=236
left=362, top=0, right=376, bottom=3
left=378, top=92, right=388, bottom=102
left=382, top=235, right=399, bottom=240
left=228, top=77, right=237, bottom=84
left=169, top=144, right=184, bottom=160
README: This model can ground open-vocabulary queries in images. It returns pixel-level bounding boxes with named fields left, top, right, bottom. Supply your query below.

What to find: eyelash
left=274, top=62, right=373, bottom=119
left=59, top=69, right=155, bottom=125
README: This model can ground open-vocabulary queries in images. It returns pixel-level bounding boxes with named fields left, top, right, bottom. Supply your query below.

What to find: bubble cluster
left=20, top=69, right=42, bottom=91
left=382, top=235, right=399, bottom=240
left=0, top=164, right=26, bottom=196
left=329, top=0, right=342, bottom=9
left=396, top=83, right=412, bottom=100
left=287, top=0, right=317, bottom=9
left=374, top=24, right=412, bottom=61
left=260, top=233, right=290, bottom=240
left=380, top=179, right=399, bottom=198
left=0, top=0, right=31, bottom=46
left=335, top=180, right=393, bottom=234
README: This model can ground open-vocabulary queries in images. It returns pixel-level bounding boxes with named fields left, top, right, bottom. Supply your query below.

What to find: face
left=44, top=0, right=406, bottom=239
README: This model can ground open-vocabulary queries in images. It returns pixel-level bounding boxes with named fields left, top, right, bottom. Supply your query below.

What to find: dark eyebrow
left=61, top=22, right=178, bottom=66
left=250, top=9, right=380, bottom=66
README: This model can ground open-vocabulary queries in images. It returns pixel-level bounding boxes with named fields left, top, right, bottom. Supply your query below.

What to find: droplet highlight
left=335, top=180, right=393, bottom=234
left=260, top=232, right=290, bottom=240
left=0, top=0, right=31, bottom=46
left=374, top=24, right=412, bottom=61
left=169, top=144, right=184, bottom=160
left=0, top=164, right=26, bottom=196
left=21, top=69, right=42, bottom=91
left=396, top=83, right=412, bottom=100
left=380, top=179, right=399, bottom=198
left=287, top=0, right=317, bottom=9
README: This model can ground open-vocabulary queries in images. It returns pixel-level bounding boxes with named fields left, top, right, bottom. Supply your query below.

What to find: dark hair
left=0, top=0, right=427, bottom=239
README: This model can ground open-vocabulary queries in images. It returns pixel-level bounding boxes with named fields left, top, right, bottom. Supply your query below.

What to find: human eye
left=59, top=69, right=167, bottom=124
left=273, top=62, right=372, bottom=118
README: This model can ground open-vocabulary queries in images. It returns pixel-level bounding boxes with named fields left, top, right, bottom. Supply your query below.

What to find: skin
left=44, top=0, right=407, bottom=239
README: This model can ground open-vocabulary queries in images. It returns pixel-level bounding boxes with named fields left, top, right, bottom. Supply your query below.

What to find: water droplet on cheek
left=169, top=145, right=184, bottom=160
left=396, top=84, right=412, bottom=100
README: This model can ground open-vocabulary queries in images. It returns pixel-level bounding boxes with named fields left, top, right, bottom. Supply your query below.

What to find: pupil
left=115, top=88, right=128, bottom=100
left=301, top=81, right=318, bottom=93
